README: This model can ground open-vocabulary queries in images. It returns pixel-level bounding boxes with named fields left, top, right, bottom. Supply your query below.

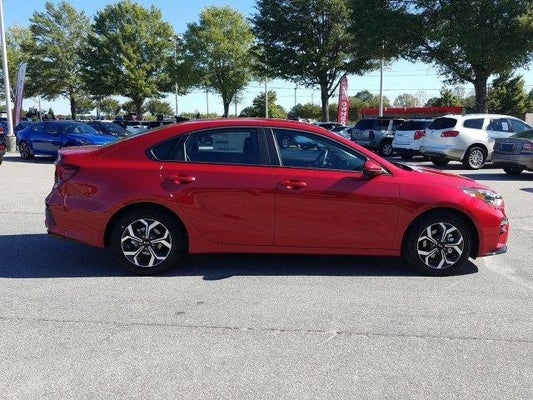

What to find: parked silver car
left=492, top=129, right=533, bottom=175
left=419, top=114, right=532, bottom=169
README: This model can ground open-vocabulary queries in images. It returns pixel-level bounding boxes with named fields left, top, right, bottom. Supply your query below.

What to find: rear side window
left=462, top=118, right=484, bottom=129
left=353, top=119, right=375, bottom=130
left=428, top=117, right=457, bottom=130
left=398, top=120, right=432, bottom=131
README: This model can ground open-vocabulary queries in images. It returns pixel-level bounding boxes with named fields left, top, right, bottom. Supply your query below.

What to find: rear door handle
left=280, top=179, right=307, bottom=190
left=168, top=174, right=196, bottom=184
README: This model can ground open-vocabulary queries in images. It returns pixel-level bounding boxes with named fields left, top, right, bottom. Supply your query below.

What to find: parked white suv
left=392, top=119, right=433, bottom=159
left=419, top=114, right=532, bottom=169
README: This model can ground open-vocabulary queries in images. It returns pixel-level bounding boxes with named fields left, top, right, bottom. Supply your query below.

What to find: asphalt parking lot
left=0, top=151, right=531, bottom=399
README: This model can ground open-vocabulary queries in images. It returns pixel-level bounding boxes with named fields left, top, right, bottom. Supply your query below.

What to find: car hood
left=400, top=164, right=486, bottom=189
left=66, top=133, right=118, bottom=144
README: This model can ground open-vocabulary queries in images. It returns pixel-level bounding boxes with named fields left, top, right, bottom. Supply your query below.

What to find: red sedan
left=45, top=119, right=509, bottom=276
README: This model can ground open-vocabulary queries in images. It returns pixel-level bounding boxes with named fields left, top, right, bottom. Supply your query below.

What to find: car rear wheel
left=503, top=165, right=524, bottom=175
left=429, top=156, right=450, bottom=166
left=379, top=140, right=393, bottom=157
left=463, top=146, right=486, bottom=169
left=19, top=141, right=34, bottom=160
left=111, top=208, right=186, bottom=275
left=402, top=212, right=472, bottom=276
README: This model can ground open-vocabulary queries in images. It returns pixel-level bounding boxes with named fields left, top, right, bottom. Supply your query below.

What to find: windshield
left=61, top=123, right=100, bottom=135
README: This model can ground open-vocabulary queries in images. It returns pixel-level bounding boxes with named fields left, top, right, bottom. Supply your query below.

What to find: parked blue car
left=16, top=120, right=118, bottom=159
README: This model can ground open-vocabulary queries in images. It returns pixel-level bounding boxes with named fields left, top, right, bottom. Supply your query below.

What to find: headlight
left=463, top=188, right=503, bottom=207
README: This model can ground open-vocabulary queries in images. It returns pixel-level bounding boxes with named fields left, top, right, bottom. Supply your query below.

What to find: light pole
left=0, top=0, right=14, bottom=137
left=171, top=35, right=182, bottom=117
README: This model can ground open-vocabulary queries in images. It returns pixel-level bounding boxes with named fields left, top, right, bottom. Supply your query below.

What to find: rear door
left=159, top=127, right=276, bottom=246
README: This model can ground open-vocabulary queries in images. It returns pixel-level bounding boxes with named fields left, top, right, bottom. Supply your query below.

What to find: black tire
left=378, top=140, right=394, bottom=157
left=402, top=211, right=472, bottom=276
left=430, top=156, right=450, bottom=166
left=462, top=146, right=486, bottom=169
left=19, top=141, right=34, bottom=160
left=400, top=154, right=414, bottom=160
left=503, top=165, right=523, bottom=175
left=111, top=208, right=186, bottom=275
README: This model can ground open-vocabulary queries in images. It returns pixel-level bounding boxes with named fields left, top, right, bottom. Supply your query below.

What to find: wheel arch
left=401, top=207, right=480, bottom=259
left=104, top=202, right=189, bottom=251
left=463, top=143, right=488, bottom=159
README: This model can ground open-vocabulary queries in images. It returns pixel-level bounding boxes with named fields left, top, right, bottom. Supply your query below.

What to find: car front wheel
left=402, top=212, right=472, bottom=276
left=111, top=208, right=186, bottom=275
left=19, top=141, right=34, bottom=160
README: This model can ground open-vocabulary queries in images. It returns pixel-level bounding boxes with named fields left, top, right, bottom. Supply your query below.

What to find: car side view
left=419, top=114, right=532, bottom=169
left=16, top=120, right=118, bottom=159
left=45, top=119, right=509, bottom=277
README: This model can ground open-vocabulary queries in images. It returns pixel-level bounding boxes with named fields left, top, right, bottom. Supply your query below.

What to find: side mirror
left=363, top=160, right=384, bottom=178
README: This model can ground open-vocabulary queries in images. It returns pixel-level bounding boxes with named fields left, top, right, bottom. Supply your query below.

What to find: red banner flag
left=337, top=75, right=349, bottom=125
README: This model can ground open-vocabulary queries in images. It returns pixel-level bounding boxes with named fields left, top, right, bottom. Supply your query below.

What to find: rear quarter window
left=462, top=118, right=484, bottom=129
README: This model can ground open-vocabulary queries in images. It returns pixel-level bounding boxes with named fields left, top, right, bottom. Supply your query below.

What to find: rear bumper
left=419, top=145, right=465, bottom=161
left=492, top=154, right=533, bottom=170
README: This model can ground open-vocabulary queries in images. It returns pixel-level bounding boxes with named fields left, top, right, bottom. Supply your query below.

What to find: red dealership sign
left=337, top=76, right=349, bottom=125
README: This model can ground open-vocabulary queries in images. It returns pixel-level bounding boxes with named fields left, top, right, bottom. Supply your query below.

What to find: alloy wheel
left=120, top=218, right=173, bottom=268
left=416, top=222, right=464, bottom=270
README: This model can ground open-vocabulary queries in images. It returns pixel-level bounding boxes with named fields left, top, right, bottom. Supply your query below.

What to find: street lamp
left=171, top=35, right=182, bottom=117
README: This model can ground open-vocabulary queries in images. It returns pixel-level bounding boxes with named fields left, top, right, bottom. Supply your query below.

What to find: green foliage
left=253, top=0, right=375, bottom=121
left=408, top=0, right=533, bottom=112
left=330, top=94, right=391, bottom=123
left=239, top=91, right=287, bottom=118
left=488, top=72, right=533, bottom=116
left=393, top=93, right=418, bottom=107
left=289, top=103, right=322, bottom=120
left=426, top=88, right=462, bottom=107
left=146, top=99, right=173, bottom=116
left=184, top=6, right=255, bottom=118
left=81, top=0, right=176, bottom=118
left=75, top=96, right=95, bottom=115
left=23, top=2, right=91, bottom=119
left=99, top=98, right=122, bottom=119
left=1, top=26, right=32, bottom=102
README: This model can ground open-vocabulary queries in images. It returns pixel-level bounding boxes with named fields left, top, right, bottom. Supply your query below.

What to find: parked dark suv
left=349, top=118, right=404, bottom=156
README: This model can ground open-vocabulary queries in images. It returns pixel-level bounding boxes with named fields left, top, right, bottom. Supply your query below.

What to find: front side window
left=508, top=118, right=532, bottom=133
left=486, top=118, right=511, bottom=132
left=274, top=129, right=366, bottom=172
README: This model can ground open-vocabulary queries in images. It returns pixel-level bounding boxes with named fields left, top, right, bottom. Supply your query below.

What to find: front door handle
left=168, top=174, right=196, bottom=184
left=280, top=179, right=307, bottom=190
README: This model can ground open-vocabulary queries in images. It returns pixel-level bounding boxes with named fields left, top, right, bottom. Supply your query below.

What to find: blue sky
left=3, top=0, right=532, bottom=117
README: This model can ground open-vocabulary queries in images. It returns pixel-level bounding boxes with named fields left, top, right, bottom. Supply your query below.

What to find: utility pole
left=0, top=0, right=14, bottom=137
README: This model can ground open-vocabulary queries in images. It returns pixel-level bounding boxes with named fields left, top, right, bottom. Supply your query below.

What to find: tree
left=23, top=2, right=91, bottom=119
left=81, top=0, right=176, bottom=118
left=393, top=93, right=418, bottom=107
left=253, top=0, right=375, bottom=122
left=75, top=96, right=95, bottom=116
left=488, top=72, right=532, bottom=116
left=239, top=91, right=287, bottom=118
left=426, top=88, right=462, bottom=107
left=288, top=103, right=322, bottom=120
left=99, top=98, right=122, bottom=119
left=406, top=0, right=533, bottom=112
left=184, top=6, right=255, bottom=118
left=146, top=99, right=173, bottom=116
left=1, top=26, right=32, bottom=102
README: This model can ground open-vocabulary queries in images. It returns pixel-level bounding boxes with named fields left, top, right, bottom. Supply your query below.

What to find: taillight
left=55, top=163, right=80, bottom=184
left=414, top=130, right=425, bottom=140
left=521, top=143, right=533, bottom=153
left=441, top=130, right=460, bottom=137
